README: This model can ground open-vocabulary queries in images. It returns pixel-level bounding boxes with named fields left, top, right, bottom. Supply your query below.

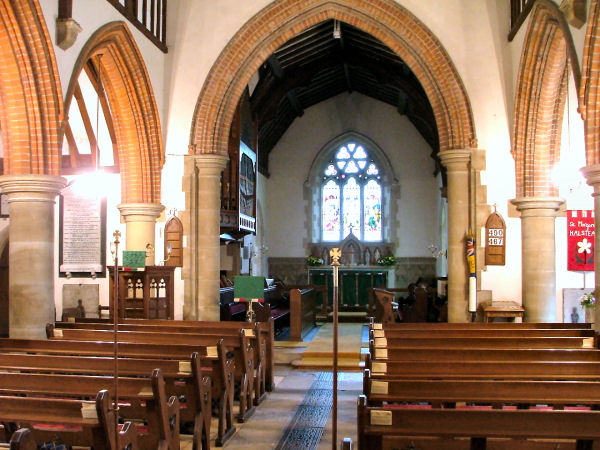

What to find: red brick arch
left=189, top=0, right=475, bottom=156
left=512, top=0, right=580, bottom=197
left=581, top=0, right=600, bottom=165
left=64, top=22, right=163, bottom=203
left=0, top=0, right=62, bottom=175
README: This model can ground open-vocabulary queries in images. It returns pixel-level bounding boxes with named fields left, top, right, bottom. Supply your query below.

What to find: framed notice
left=485, top=211, right=506, bottom=265
left=567, top=210, right=594, bottom=271
left=59, top=187, right=107, bottom=278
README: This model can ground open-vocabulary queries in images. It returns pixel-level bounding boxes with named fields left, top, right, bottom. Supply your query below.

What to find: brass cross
left=330, top=247, right=341, bottom=266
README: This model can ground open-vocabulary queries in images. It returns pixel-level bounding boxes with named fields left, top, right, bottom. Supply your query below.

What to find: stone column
left=582, top=164, right=600, bottom=330
left=438, top=150, right=471, bottom=322
left=117, top=203, right=164, bottom=265
left=0, top=175, right=66, bottom=338
left=191, top=154, right=228, bottom=321
left=511, top=198, right=563, bottom=322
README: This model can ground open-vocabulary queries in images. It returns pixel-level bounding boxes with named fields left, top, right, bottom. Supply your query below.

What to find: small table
left=481, top=301, right=524, bottom=322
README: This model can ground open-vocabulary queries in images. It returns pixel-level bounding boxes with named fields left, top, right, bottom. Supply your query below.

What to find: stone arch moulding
left=512, top=0, right=581, bottom=197
left=189, top=0, right=476, bottom=157
left=63, top=21, right=164, bottom=204
left=0, top=0, right=63, bottom=175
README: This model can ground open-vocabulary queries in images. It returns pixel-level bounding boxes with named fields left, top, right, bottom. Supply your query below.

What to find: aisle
left=291, top=323, right=364, bottom=370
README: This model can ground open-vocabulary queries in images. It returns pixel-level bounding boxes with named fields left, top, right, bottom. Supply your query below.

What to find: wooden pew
left=0, top=369, right=178, bottom=450
left=0, top=341, right=223, bottom=446
left=68, top=317, right=277, bottom=394
left=369, top=319, right=592, bottom=329
left=55, top=319, right=270, bottom=404
left=288, top=288, right=318, bottom=341
left=356, top=395, right=600, bottom=450
left=0, top=390, right=138, bottom=450
left=363, top=369, right=600, bottom=408
left=0, top=429, right=36, bottom=450
left=364, top=359, right=600, bottom=380
left=46, top=325, right=256, bottom=423
left=370, top=328, right=596, bottom=338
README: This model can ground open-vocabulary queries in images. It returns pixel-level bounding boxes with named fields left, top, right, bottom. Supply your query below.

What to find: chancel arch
left=184, top=0, right=478, bottom=321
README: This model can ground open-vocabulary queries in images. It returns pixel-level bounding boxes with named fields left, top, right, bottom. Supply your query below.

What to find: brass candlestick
left=330, top=247, right=341, bottom=450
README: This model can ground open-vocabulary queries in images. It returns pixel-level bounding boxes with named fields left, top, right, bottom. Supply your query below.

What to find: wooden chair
left=372, top=288, right=398, bottom=324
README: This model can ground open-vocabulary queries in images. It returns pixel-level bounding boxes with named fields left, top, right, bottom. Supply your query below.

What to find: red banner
left=567, top=210, right=594, bottom=271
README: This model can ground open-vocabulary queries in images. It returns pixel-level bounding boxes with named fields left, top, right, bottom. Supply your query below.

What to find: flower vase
left=585, top=308, right=595, bottom=324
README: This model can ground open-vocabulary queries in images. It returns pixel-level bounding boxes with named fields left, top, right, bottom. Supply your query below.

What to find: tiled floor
left=180, top=366, right=362, bottom=449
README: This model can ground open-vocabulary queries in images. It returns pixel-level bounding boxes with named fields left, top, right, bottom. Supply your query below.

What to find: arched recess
left=189, top=0, right=476, bottom=156
left=63, top=22, right=163, bottom=203
left=512, top=0, right=581, bottom=197
left=0, top=0, right=63, bottom=175
left=581, top=0, right=600, bottom=165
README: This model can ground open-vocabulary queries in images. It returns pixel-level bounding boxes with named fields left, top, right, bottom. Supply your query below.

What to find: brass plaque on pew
left=371, top=380, right=389, bottom=395
left=372, top=362, right=387, bottom=374
left=374, top=338, right=387, bottom=348
left=371, top=410, right=392, bottom=426
left=373, top=323, right=383, bottom=330
left=54, top=329, right=63, bottom=338
left=583, top=337, right=594, bottom=348
left=373, top=330, right=385, bottom=338
left=81, top=402, right=98, bottom=419
left=245, top=329, right=255, bottom=337
left=67, top=317, right=76, bottom=323
left=179, top=361, right=192, bottom=374
left=375, top=348, right=388, bottom=359
left=207, top=346, right=218, bottom=357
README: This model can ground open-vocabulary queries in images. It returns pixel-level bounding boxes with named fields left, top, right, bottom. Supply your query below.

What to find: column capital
left=511, top=197, right=564, bottom=217
left=117, top=203, right=164, bottom=222
left=582, top=164, right=600, bottom=194
left=192, top=153, right=229, bottom=175
left=438, top=149, right=471, bottom=171
left=0, top=174, right=67, bottom=202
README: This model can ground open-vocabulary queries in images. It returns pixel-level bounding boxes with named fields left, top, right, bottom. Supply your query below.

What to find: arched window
left=307, top=132, right=396, bottom=246
left=321, top=143, right=382, bottom=241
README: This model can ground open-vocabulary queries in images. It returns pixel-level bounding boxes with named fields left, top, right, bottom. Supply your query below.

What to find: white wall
left=266, top=93, right=439, bottom=259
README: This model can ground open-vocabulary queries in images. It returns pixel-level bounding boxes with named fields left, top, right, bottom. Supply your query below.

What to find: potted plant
left=306, top=256, right=324, bottom=266
left=377, top=255, right=396, bottom=266
left=580, top=292, right=596, bottom=323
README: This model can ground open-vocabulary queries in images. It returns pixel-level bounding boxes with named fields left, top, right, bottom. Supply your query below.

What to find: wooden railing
left=107, top=0, right=167, bottom=52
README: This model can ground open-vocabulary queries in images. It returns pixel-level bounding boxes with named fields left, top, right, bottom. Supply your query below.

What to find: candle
left=468, top=276, right=477, bottom=312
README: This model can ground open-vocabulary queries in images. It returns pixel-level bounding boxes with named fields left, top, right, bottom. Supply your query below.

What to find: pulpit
left=107, top=266, right=175, bottom=319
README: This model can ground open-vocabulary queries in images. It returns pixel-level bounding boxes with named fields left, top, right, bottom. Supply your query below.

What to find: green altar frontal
left=308, top=267, right=394, bottom=308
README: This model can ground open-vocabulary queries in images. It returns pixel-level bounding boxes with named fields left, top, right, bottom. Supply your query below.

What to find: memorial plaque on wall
left=485, top=211, right=506, bottom=265
left=59, top=186, right=106, bottom=277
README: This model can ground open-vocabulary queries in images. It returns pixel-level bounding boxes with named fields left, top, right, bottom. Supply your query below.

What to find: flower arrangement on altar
left=377, top=255, right=396, bottom=266
left=580, top=292, right=596, bottom=309
left=306, top=256, right=324, bottom=266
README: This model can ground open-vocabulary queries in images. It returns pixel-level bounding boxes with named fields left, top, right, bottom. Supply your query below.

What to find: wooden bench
left=355, top=395, right=600, bottom=450
left=370, top=327, right=596, bottom=338
left=0, top=390, right=138, bottom=450
left=68, top=317, right=277, bottom=394
left=369, top=319, right=592, bottom=329
left=364, top=370, right=600, bottom=408
left=0, top=341, right=221, bottom=446
left=0, top=429, right=36, bottom=450
left=55, top=319, right=270, bottom=405
left=46, top=325, right=256, bottom=424
left=288, top=288, right=318, bottom=341
left=0, top=369, right=178, bottom=450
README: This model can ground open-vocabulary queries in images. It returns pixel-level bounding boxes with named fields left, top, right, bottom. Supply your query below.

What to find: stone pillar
left=191, top=154, right=228, bottom=321
left=511, top=198, right=563, bottom=322
left=117, top=203, right=164, bottom=265
left=0, top=175, right=66, bottom=338
left=438, top=150, right=472, bottom=322
left=582, top=164, right=600, bottom=330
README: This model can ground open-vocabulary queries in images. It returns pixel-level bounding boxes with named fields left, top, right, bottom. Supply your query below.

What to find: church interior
left=2, top=0, right=600, bottom=448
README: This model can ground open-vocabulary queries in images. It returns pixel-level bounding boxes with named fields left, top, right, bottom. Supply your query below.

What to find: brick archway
left=0, top=0, right=62, bottom=175
left=64, top=22, right=163, bottom=203
left=581, top=0, right=600, bottom=165
left=189, top=0, right=475, bottom=156
left=512, top=0, right=580, bottom=197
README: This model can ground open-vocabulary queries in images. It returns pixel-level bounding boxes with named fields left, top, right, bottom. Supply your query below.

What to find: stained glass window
left=322, top=180, right=340, bottom=241
left=321, top=142, right=382, bottom=242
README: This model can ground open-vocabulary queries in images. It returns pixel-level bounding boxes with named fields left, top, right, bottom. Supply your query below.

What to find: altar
left=308, top=267, right=394, bottom=310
